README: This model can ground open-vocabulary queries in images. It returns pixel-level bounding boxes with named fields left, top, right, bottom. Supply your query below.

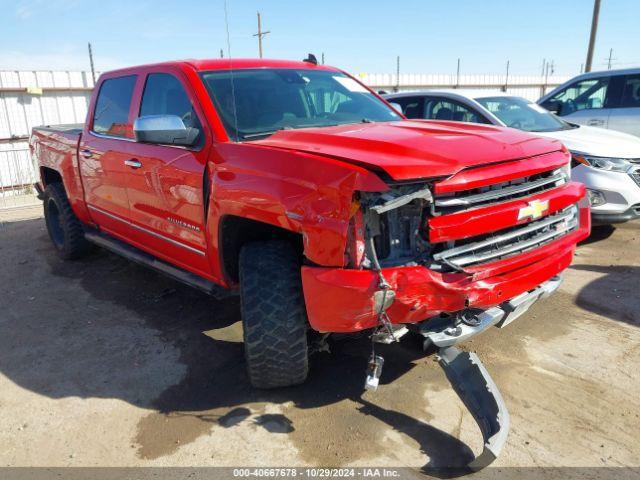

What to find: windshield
left=200, top=68, right=401, bottom=141
left=475, top=96, right=572, bottom=132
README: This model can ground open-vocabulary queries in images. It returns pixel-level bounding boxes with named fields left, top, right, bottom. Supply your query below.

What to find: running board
left=438, top=346, right=510, bottom=471
left=84, top=231, right=233, bottom=299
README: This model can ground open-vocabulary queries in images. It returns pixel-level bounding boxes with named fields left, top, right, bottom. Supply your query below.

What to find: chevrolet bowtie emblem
left=518, top=199, right=549, bottom=221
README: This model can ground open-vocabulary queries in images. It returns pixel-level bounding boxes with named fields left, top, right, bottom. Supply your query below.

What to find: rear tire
left=239, top=240, right=309, bottom=389
left=43, top=183, right=91, bottom=260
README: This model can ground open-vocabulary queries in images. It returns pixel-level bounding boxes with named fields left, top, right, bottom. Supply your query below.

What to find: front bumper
left=421, top=275, right=562, bottom=348
left=572, top=164, right=640, bottom=217
left=301, top=205, right=590, bottom=333
left=592, top=203, right=640, bottom=225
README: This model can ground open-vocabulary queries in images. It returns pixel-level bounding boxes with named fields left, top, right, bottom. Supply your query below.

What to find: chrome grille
left=434, top=168, right=568, bottom=215
left=433, top=206, right=579, bottom=268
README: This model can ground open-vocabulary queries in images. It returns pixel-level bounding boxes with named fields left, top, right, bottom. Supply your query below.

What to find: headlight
left=571, top=152, right=634, bottom=173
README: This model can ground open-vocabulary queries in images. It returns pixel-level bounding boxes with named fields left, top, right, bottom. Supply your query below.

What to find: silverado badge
left=518, top=199, right=549, bottom=221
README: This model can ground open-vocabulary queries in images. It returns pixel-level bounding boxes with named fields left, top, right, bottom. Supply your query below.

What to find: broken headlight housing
left=358, top=182, right=434, bottom=267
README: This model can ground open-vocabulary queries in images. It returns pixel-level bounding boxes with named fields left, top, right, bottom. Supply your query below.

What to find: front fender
left=209, top=143, right=388, bottom=270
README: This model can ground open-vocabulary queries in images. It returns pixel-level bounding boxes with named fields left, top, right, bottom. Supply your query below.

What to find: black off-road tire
left=43, top=183, right=91, bottom=260
left=239, top=240, right=309, bottom=389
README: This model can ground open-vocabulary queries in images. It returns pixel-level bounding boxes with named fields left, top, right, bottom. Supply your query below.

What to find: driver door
left=124, top=69, right=213, bottom=277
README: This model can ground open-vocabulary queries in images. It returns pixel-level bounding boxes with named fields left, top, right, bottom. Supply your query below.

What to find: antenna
left=224, top=0, right=239, bottom=140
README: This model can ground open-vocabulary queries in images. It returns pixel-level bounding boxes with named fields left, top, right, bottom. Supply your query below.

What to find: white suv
left=384, top=90, right=640, bottom=225
left=538, top=67, right=640, bottom=138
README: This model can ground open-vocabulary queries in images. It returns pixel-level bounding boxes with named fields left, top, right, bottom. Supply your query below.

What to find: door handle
left=124, top=159, right=142, bottom=169
left=80, top=149, right=93, bottom=159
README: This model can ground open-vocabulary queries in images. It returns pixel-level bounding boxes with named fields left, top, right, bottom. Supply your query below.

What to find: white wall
left=357, top=73, right=569, bottom=101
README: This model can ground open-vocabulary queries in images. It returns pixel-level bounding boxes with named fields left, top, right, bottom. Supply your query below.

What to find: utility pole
left=606, top=48, right=616, bottom=69
left=395, top=56, right=400, bottom=92
left=503, top=60, right=510, bottom=92
left=541, top=58, right=546, bottom=77
left=253, top=12, right=270, bottom=58
left=585, top=0, right=601, bottom=72
left=220, top=49, right=224, bottom=59
left=455, top=58, right=461, bottom=88
left=87, top=42, right=96, bottom=85
left=321, top=52, right=325, bottom=65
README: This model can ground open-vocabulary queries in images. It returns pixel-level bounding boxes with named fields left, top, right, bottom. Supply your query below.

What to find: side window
left=92, top=75, right=137, bottom=137
left=619, top=74, right=640, bottom=108
left=424, top=98, right=489, bottom=124
left=140, top=73, right=202, bottom=132
left=546, top=77, right=610, bottom=113
left=391, top=97, right=425, bottom=118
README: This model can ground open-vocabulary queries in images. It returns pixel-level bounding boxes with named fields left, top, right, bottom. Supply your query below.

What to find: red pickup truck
left=31, top=57, right=589, bottom=469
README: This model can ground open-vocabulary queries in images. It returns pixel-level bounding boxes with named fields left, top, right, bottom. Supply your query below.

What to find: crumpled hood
left=255, top=120, right=563, bottom=181
left=534, top=124, right=640, bottom=159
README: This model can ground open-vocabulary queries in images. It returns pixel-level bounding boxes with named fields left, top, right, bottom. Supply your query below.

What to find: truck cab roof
left=103, top=58, right=341, bottom=77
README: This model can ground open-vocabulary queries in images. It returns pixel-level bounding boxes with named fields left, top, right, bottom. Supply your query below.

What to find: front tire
left=239, top=240, right=309, bottom=389
left=43, top=183, right=91, bottom=260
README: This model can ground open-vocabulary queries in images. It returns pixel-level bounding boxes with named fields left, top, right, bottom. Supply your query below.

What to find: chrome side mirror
left=133, top=115, right=199, bottom=146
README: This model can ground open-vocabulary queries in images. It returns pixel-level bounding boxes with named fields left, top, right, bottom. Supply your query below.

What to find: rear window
left=620, top=74, right=640, bottom=108
left=92, top=75, right=137, bottom=138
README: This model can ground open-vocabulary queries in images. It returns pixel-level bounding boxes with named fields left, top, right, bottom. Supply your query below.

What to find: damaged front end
left=352, top=182, right=513, bottom=471
left=300, top=161, right=587, bottom=470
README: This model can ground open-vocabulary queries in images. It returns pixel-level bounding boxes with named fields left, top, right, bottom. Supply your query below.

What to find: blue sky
left=1, top=0, right=638, bottom=75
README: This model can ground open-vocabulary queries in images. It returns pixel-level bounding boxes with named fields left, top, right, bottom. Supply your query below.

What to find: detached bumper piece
left=438, top=346, right=510, bottom=471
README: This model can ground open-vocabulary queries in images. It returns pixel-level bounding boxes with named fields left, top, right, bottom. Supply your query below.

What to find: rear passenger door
left=607, top=74, right=640, bottom=137
left=125, top=69, right=213, bottom=277
left=80, top=74, right=139, bottom=236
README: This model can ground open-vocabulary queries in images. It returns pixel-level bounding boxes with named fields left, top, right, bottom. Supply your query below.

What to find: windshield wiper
left=240, top=128, right=285, bottom=140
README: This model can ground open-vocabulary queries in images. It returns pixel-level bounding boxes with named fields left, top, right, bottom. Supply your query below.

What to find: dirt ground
left=0, top=206, right=639, bottom=472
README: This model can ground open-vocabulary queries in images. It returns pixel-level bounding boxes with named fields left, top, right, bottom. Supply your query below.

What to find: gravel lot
left=0, top=207, right=639, bottom=472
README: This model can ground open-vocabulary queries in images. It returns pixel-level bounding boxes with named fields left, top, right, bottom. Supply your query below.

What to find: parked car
left=538, top=67, right=640, bottom=137
left=31, top=58, right=589, bottom=469
left=385, top=90, right=640, bottom=224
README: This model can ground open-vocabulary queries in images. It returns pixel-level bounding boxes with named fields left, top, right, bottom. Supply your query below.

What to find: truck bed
left=32, top=124, right=84, bottom=137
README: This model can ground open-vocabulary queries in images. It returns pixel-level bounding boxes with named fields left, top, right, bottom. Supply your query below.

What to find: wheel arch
left=219, top=214, right=303, bottom=285
left=40, top=166, right=63, bottom=187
